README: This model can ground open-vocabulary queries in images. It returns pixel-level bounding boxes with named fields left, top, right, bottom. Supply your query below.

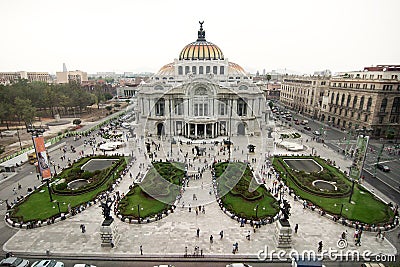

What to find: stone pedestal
left=100, top=219, right=120, bottom=247
left=275, top=218, right=292, bottom=248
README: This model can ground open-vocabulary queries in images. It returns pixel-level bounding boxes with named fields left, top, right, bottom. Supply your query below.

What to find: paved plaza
left=2, top=122, right=398, bottom=262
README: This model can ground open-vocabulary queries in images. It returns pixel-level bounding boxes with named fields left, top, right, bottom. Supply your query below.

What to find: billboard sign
left=32, top=136, right=51, bottom=180
left=349, top=135, right=369, bottom=180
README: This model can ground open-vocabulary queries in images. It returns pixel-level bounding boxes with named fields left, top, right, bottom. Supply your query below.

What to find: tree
left=13, top=97, right=35, bottom=126
left=268, top=101, right=274, bottom=109
left=73, top=119, right=82, bottom=126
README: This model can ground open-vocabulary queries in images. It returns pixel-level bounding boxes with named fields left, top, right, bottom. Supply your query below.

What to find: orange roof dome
left=179, top=21, right=224, bottom=61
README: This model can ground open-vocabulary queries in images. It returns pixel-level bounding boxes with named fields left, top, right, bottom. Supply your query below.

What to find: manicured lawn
left=118, top=161, right=184, bottom=219
left=273, top=156, right=394, bottom=225
left=215, top=162, right=279, bottom=220
left=10, top=156, right=127, bottom=222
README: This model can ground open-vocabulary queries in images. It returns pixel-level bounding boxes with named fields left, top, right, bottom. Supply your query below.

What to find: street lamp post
left=254, top=204, right=259, bottom=219
left=54, top=200, right=61, bottom=215
left=228, top=98, right=233, bottom=161
left=339, top=203, right=344, bottom=217
left=137, top=204, right=141, bottom=224
left=348, top=178, right=356, bottom=203
left=46, top=179, right=53, bottom=202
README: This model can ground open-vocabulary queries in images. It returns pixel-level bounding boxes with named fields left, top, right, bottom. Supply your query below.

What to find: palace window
left=155, top=98, right=165, bottom=116
left=218, top=99, right=228, bottom=115
left=237, top=98, right=247, bottom=116
left=174, top=98, right=183, bottom=115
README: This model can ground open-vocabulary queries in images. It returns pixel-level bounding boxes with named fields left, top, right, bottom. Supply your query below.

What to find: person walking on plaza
left=140, top=245, right=143, bottom=255
left=294, top=223, right=298, bottom=234
left=318, top=241, right=323, bottom=252
left=197, top=228, right=200, bottom=237
left=220, top=230, right=224, bottom=239
left=210, top=235, right=213, bottom=243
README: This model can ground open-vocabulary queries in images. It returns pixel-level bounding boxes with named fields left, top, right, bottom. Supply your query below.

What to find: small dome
left=179, top=22, right=224, bottom=61
left=228, top=62, right=247, bottom=75
left=157, top=63, right=174, bottom=76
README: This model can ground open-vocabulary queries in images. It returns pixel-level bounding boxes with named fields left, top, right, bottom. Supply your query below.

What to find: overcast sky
left=1, top=0, right=399, bottom=75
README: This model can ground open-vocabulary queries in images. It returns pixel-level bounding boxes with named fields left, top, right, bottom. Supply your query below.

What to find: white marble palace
left=136, top=22, right=267, bottom=139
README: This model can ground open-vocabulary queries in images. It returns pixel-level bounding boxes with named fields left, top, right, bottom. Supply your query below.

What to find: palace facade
left=136, top=23, right=267, bottom=139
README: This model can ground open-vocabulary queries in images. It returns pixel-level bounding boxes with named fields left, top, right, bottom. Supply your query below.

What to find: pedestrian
left=82, top=224, right=86, bottom=233
left=294, top=223, right=298, bottom=234
left=210, top=235, right=213, bottom=243
left=382, top=232, right=386, bottom=241
left=197, top=228, right=200, bottom=237
left=189, top=204, right=191, bottom=212
left=318, top=241, right=323, bottom=252
left=246, top=230, right=251, bottom=240
left=140, top=245, right=143, bottom=255
left=220, top=230, right=224, bottom=239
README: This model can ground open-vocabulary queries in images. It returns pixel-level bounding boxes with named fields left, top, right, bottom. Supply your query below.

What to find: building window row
left=178, top=65, right=224, bottom=75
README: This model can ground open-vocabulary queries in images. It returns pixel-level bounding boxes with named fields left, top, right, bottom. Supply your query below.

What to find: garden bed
left=215, top=162, right=279, bottom=220
left=273, top=155, right=394, bottom=224
left=117, top=161, right=183, bottom=221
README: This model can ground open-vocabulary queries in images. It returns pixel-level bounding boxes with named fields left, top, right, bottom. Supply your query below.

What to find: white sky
left=0, top=0, right=399, bottom=75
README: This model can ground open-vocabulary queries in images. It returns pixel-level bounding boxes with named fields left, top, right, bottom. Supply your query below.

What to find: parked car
left=31, top=260, right=64, bottom=267
left=301, top=120, right=309, bottom=125
left=0, top=257, right=29, bottom=267
left=377, top=163, right=390, bottom=172
left=304, top=126, right=311, bottom=131
left=313, top=130, right=321, bottom=136
left=74, top=264, right=97, bottom=267
left=226, top=264, right=252, bottom=267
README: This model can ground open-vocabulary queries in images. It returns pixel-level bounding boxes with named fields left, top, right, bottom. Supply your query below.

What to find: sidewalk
left=3, top=123, right=398, bottom=260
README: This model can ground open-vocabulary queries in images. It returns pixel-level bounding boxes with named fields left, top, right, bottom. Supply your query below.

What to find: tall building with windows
left=280, top=75, right=330, bottom=119
left=319, top=65, right=400, bottom=138
left=136, top=22, right=267, bottom=138
left=0, top=71, right=51, bottom=85
left=56, top=70, right=88, bottom=84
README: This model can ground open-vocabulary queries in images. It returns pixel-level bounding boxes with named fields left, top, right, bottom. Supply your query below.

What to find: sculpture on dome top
left=197, top=21, right=206, bottom=40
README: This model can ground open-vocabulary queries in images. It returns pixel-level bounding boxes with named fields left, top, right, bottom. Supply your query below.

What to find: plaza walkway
left=2, top=123, right=398, bottom=262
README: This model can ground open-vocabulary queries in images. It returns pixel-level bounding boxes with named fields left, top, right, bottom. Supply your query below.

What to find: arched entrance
left=237, top=122, right=246, bottom=136
left=157, top=123, right=165, bottom=136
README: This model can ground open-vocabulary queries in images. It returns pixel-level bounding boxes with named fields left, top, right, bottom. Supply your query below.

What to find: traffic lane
left=364, top=158, right=400, bottom=189
left=362, top=170, right=400, bottom=204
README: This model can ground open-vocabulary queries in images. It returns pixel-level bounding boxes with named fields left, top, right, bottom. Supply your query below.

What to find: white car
left=74, top=264, right=97, bottom=267
left=31, top=260, right=64, bottom=267
left=226, top=264, right=252, bottom=267
left=0, top=257, right=29, bottom=267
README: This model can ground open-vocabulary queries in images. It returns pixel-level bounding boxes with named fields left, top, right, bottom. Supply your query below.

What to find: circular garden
left=8, top=155, right=126, bottom=224
left=273, top=155, right=394, bottom=225
left=215, top=161, right=279, bottom=221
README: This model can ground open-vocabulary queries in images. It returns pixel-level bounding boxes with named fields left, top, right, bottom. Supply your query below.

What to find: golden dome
left=179, top=22, right=224, bottom=61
